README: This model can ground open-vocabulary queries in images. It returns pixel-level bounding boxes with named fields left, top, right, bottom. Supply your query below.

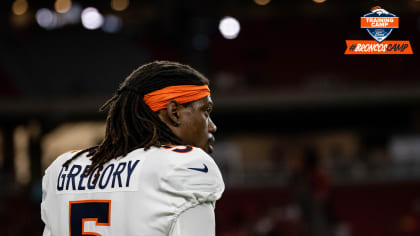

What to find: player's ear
left=165, top=100, right=181, bottom=127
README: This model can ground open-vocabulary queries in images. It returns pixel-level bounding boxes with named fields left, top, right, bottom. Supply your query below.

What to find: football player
left=41, top=61, right=224, bottom=236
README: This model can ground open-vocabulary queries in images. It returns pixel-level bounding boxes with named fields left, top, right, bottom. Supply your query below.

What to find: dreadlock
left=62, top=61, right=209, bottom=183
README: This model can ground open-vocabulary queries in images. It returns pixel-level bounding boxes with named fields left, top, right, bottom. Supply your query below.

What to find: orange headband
left=144, top=85, right=210, bottom=111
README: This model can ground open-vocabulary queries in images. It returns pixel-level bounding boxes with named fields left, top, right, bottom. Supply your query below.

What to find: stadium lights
left=111, top=0, right=129, bottom=11
left=102, top=14, right=122, bottom=33
left=36, top=8, right=57, bottom=30
left=218, top=16, right=241, bottom=39
left=254, top=0, right=271, bottom=6
left=35, top=4, right=81, bottom=30
left=12, top=0, right=28, bottom=16
left=55, top=0, right=72, bottom=14
left=34, top=4, right=108, bottom=31
left=81, top=7, right=104, bottom=30
left=62, top=3, right=82, bottom=25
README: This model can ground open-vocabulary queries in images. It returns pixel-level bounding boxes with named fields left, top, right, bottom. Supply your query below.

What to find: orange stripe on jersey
left=161, top=145, right=194, bottom=153
left=56, top=150, right=81, bottom=159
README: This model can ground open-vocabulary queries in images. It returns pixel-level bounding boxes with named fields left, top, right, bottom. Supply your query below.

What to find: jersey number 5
left=69, top=200, right=111, bottom=236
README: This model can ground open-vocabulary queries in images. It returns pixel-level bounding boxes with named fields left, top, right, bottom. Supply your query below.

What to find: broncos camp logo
left=360, top=6, right=399, bottom=43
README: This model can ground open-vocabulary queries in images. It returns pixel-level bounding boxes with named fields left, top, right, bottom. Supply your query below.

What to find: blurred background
left=0, top=0, right=419, bottom=235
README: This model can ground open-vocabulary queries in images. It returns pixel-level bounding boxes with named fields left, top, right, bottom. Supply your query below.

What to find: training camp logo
left=345, top=6, right=413, bottom=55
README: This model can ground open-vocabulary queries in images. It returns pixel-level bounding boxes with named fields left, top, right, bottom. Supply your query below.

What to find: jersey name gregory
left=56, top=160, right=140, bottom=193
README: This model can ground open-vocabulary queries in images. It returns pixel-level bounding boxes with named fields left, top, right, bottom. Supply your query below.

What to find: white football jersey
left=41, top=145, right=225, bottom=236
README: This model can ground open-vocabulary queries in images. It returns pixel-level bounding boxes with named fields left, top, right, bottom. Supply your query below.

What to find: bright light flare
left=12, top=0, right=28, bottom=16
left=218, top=16, right=241, bottom=39
left=254, top=0, right=271, bottom=6
left=313, top=0, right=327, bottom=3
left=81, top=7, right=104, bottom=30
left=55, top=0, right=72, bottom=13
left=36, top=8, right=57, bottom=30
left=111, top=0, right=129, bottom=11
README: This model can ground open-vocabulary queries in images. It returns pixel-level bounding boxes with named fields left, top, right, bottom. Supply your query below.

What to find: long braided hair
left=62, top=61, right=209, bottom=183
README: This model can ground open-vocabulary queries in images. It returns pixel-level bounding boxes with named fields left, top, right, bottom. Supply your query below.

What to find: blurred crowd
left=2, top=129, right=420, bottom=235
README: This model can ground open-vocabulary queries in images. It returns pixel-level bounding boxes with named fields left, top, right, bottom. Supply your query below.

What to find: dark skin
left=157, top=96, right=217, bottom=153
